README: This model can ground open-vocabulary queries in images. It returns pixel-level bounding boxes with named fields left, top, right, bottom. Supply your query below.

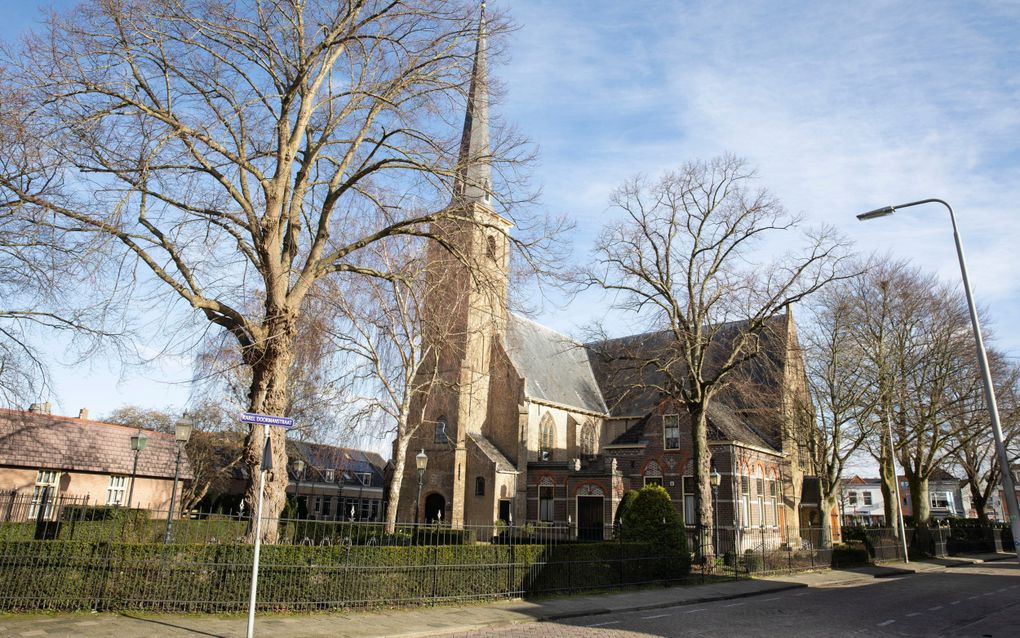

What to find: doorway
left=577, top=496, right=604, bottom=541
left=424, top=493, right=446, bottom=523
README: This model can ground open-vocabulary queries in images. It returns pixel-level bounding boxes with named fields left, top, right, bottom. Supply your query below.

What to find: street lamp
left=858, top=198, right=1020, bottom=563
left=126, top=427, right=148, bottom=508
left=415, top=449, right=428, bottom=525
left=163, top=414, right=193, bottom=544
left=710, top=467, right=721, bottom=557
left=293, top=459, right=305, bottom=519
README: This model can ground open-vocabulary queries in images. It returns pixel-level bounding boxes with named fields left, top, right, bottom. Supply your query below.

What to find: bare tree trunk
left=242, top=315, right=296, bottom=544
left=907, top=473, right=930, bottom=526
left=820, top=493, right=837, bottom=548
left=879, top=441, right=897, bottom=530
left=386, top=428, right=410, bottom=534
left=690, top=402, right=714, bottom=557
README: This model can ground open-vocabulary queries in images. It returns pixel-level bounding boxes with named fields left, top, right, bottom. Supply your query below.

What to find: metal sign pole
left=246, top=424, right=271, bottom=638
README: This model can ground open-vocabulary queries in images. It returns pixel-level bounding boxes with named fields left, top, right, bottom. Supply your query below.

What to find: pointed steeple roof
left=452, top=2, right=491, bottom=206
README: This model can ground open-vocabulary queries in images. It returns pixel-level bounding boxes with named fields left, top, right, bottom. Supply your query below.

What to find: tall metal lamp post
left=163, top=415, right=193, bottom=544
left=858, top=198, right=1020, bottom=563
left=127, top=427, right=148, bottom=508
left=710, top=467, right=722, bottom=558
left=293, top=459, right=305, bottom=519
left=415, top=449, right=428, bottom=525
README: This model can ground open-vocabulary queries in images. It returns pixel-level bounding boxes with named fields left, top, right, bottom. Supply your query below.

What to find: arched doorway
left=424, top=493, right=446, bottom=523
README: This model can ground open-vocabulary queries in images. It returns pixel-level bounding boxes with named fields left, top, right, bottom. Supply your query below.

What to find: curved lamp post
left=858, top=198, right=1020, bottom=563
left=710, top=467, right=721, bottom=557
left=127, top=428, right=148, bottom=508
left=163, top=415, right=193, bottom=544
left=415, top=449, right=428, bottom=525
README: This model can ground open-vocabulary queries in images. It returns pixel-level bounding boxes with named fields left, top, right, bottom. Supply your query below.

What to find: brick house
left=0, top=405, right=192, bottom=517
left=393, top=6, right=821, bottom=549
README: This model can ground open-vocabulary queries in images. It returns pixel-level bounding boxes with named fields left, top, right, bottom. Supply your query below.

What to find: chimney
left=28, top=402, right=52, bottom=415
left=78, top=408, right=89, bottom=420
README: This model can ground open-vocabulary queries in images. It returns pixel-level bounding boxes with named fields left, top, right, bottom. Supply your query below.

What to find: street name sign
left=240, top=412, right=294, bottom=428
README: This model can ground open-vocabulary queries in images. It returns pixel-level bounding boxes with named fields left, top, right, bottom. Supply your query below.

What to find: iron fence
left=0, top=498, right=841, bottom=613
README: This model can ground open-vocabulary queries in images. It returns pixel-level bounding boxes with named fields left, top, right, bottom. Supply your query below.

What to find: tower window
left=475, top=477, right=485, bottom=496
left=435, top=417, right=448, bottom=443
left=486, top=235, right=497, bottom=260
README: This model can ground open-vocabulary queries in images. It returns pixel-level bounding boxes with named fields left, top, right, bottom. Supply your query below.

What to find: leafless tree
left=584, top=155, right=851, bottom=553
left=803, top=274, right=875, bottom=546
left=0, top=1, right=558, bottom=541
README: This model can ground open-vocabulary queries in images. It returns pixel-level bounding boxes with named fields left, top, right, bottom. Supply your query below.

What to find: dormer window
left=324, top=468, right=335, bottom=483
left=357, top=472, right=372, bottom=486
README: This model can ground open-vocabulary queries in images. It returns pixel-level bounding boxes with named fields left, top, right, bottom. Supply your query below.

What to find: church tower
left=401, top=3, right=512, bottom=527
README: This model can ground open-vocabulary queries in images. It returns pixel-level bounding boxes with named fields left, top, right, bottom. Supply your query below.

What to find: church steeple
left=453, top=2, right=491, bottom=205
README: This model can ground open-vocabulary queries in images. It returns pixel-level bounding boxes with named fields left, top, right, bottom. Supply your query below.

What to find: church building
left=394, top=6, right=825, bottom=548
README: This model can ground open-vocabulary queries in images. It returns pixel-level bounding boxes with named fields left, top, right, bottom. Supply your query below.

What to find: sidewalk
left=0, top=555, right=1012, bottom=638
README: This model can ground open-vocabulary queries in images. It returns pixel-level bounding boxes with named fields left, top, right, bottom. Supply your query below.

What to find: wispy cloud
left=497, top=1, right=1020, bottom=355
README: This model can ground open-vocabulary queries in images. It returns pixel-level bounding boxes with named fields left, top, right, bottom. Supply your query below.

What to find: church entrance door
left=424, top=493, right=446, bottom=523
left=577, top=496, right=604, bottom=541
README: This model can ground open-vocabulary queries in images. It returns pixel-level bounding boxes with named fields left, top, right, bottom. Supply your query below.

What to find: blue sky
left=4, top=2, right=1020, bottom=448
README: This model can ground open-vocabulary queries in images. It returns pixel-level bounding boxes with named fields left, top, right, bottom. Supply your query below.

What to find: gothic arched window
left=538, top=413, right=555, bottom=461
left=580, top=422, right=596, bottom=458
left=475, top=476, right=485, bottom=496
left=435, top=416, right=448, bottom=444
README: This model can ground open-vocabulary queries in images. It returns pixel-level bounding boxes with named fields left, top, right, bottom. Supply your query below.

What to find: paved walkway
left=0, top=553, right=1012, bottom=638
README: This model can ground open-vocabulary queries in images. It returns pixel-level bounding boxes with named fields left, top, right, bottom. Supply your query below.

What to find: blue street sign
left=240, top=412, right=294, bottom=428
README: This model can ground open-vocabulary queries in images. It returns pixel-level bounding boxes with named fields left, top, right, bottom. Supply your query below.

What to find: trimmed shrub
left=618, top=485, right=690, bottom=577
left=831, top=542, right=869, bottom=568
left=615, top=489, right=639, bottom=526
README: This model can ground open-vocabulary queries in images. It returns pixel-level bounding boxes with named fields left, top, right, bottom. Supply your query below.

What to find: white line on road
left=763, top=597, right=782, bottom=602
left=877, top=620, right=896, bottom=627
left=641, top=614, right=671, bottom=620
left=589, top=621, right=620, bottom=627
left=795, top=592, right=809, bottom=596
left=684, top=608, right=706, bottom=614
left=906, top=613, right=922, bottom=617
left=968, top=595, right=980, bottom=600
left=949, top=601, right=961, bottom=605
left=725, top=602, right=745, bottom=607
left=929, top=605, right=943, bottom=611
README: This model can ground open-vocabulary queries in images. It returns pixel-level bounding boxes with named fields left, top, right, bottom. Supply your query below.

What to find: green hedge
left=830, top=543, right=869, bottom=568
left=0, top=538, right=683, bottom=612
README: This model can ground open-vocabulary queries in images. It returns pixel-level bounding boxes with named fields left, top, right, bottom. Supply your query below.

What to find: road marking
left=906, top=613, right=922, bottom=617
left=877, top=620, right=896, bottom=627
left=763, top=597, right=782, bottom=602
left=929, top=605, right=943, bottom=611
left=997, top=587, right=1009, bottom=592
left=968, top=595, right=980, bottom=600
left=725, top=602, right=745, bottom=607
left=589, top=621, right=620, bottom=627
left=949, top=601, right=961, bottom=605
left=641, top=614, right=671, bottom=619
left=684, top=608, right=706, bottom=613
left=795, top=592, right=809, bottom=596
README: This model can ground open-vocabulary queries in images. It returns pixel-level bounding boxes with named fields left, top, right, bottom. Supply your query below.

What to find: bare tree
left=0, top=1, right=555, bottom=541
left=584, top=155, right=851, bottom=553
left=803, top=275, right=875, bottom=546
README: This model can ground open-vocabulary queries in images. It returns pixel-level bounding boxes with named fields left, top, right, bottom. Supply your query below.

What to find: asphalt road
left=449, top=562, right=1020, bottom=638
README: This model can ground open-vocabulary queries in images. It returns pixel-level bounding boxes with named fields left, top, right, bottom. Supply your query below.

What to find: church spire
left=452, top=2, right=491, bottom=206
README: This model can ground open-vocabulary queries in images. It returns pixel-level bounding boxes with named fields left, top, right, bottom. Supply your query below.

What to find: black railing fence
left=0, top=495, right=858, bottom=613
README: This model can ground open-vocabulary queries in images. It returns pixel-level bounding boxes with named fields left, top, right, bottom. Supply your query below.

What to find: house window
left=682, top=476, right=696, bottom=525
left=28, top=470, right=59, bottom=519
left=863, top=491, right=873, bottom=506
left=475, top=477, right=485, bottom=496
left=769, top=479, right=779, bottom=527
left=324, top=468, right=335, bottom=483
left=539, top=413, right=555, bottom=461
left=435, top=417, right=448, bottom=443
left=106, top=475, right=128, bottom=506
left=740, top=476, right=750, bottom=527
left=931, top=492, right=953, bottom=510
left=644, top=476, right=662, bottom=487
left=848, top=491, right=858, bottom=505
left=539, top=485, right=554, bottom=522
left=663, top=415, right=680, bottom=450
left=322, top=496, right=332, bottom=517
left=357, top=472, right=372, bottom=486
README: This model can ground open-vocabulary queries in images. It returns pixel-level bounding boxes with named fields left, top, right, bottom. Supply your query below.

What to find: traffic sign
left=240, top=412, right=294, bottom=428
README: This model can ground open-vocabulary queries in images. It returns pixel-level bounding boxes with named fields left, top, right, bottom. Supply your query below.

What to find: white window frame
left=663, top=414, right=680, bottom=450
left=29, top=470, right=59, bottom=519
left=324, top=468, right=335, bottom=483
left=106, top=475, right=128, bottom=506
left=863, top=491, right=873, bottom=506
left=682, top=476, right=696, bottom=526
left=740, top=476, right=750, bottom=528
